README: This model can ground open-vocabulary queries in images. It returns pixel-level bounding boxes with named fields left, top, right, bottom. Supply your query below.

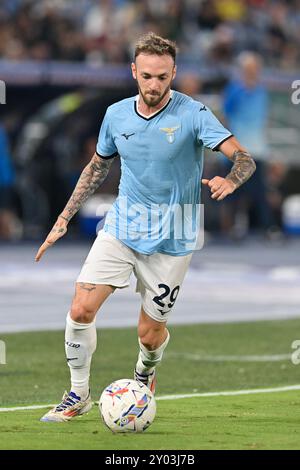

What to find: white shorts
left=77, top=230, right=192, bottom=322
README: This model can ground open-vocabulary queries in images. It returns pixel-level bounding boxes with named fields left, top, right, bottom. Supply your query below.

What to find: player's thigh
left=135, top=252, right=192, bottom=323
left=74, top=230, right=135, bottom=319
left=77, top=230, right=135, bottom=289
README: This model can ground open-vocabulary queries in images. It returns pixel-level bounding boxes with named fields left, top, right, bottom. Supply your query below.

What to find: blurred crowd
left=0, top=0, right=300, bottom=69
left=1, top=0, right=300, bottom=241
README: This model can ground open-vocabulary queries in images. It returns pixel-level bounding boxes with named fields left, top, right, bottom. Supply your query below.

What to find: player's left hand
left=202, top=177, right=236, bottom=201
left=35, top=217, right=68, bottom=262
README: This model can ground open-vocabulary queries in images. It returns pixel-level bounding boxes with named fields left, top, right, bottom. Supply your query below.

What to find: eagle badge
left=159, top=125, right=180, bottom=144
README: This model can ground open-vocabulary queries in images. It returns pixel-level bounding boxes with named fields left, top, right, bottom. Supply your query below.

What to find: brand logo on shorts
left=157, top=308, right=171, bottom=315
left=159, top=125, right=180, bottom=144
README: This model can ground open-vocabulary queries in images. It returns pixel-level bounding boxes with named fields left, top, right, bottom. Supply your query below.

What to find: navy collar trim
left=134, top=96, right=172, bottom=121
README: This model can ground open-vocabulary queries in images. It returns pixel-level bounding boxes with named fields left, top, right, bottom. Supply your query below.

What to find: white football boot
left=40, top=390, right=92, bottom=422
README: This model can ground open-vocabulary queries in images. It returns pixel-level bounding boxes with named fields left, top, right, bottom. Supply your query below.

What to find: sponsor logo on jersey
left=121, top=132, right=135, bottom=140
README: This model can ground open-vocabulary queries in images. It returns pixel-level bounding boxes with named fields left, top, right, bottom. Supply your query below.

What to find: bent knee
left=70, top=301, right=96, bottom=323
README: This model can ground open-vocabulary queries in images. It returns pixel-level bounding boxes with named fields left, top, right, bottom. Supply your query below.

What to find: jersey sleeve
left=194, top=104, right=232, bottom=151
left=96, top=109, right=118, bottom=159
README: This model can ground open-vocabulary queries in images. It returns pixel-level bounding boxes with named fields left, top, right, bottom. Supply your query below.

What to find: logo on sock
left=65, top=341, right=80, bottom=349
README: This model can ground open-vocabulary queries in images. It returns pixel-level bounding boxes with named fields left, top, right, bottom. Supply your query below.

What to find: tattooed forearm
left=61, top=154, right=114, bottom=222
left=51, top=228, right=65, bottom=234
left=225, top=150, right=256, bottom=189
left=58, top=215, right=69, bottom=223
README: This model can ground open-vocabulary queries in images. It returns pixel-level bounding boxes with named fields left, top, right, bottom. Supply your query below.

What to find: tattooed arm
left=202, top=136, right=256, bottom=201
left=35, top=153, right=115, bottom=261
left=59, top=153, right=114, bottom=222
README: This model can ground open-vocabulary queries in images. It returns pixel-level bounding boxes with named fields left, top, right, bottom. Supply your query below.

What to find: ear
left=172, top=65, right=177, bottom=80
left=131, top=62, right=137, bottom=80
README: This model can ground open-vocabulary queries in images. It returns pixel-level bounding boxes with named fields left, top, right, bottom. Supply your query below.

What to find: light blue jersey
left=96, top=90, right=232, bottom=255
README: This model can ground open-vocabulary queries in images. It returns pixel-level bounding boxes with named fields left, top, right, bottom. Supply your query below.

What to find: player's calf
left=134, top=330, right=170, bottom=394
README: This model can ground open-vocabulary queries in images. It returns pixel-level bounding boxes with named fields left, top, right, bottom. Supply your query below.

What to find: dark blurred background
left=1, top=0, right=300, bottom=242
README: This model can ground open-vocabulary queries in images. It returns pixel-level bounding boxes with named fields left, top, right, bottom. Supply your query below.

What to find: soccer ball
left=99, top=378, right=156, bottom=433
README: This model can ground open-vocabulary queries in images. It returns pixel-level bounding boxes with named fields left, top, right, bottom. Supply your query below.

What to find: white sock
left=135, top=331, right=170, bottom=376
left=65, top=312, right=97, bottom=400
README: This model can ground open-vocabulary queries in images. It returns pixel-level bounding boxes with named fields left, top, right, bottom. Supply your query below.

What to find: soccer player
left=36, top=33, right=256, bottom=422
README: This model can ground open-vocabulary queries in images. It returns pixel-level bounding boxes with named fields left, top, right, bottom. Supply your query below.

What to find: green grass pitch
left=1, top=319, right=300, bottom=449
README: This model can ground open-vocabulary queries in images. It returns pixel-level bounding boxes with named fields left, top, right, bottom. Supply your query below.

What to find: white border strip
left=1, top=384, right=300, bottom=412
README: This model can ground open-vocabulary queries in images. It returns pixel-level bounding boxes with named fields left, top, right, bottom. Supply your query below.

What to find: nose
left=148, top=78, right=161, bottom=92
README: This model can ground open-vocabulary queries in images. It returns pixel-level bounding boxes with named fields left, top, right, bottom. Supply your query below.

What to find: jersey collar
left=134, top=90, right=173, bottom=121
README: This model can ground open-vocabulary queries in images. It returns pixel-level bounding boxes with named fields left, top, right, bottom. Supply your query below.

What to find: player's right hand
left=202, top=177, right=236, bottom=201
left=35, top=217, right=68, bottom=262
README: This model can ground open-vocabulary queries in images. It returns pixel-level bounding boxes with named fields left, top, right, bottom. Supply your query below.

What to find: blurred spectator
left=176, top=71, right=203, bottom=97
left=224, top=52, right=268, bottom=155
left=0, top=124, right=19, bottom=240
left=215, top=0, right=247, bottom=22
left=267, top=161, right=287, bottom=229
left=221, top=51, right=275, bottom=238
left=196, top=0, right=221, bottom=30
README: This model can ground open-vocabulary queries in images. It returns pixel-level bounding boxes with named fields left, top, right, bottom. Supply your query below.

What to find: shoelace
left=135, top=369, right=154, bottom=385
left=55, top=395, right=79, bottom=412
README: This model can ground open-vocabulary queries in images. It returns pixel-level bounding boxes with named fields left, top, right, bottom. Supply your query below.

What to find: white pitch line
left=0, top=404, right=56, bottom=412
left=167, top=352, right=292, bottom=362
left=156, top=384, right=300, bottom=400
left=1, top=384, right=300, bottom=412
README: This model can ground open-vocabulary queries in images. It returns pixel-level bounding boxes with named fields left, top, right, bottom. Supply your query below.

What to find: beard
left=137, top=80, right=172, bottom=107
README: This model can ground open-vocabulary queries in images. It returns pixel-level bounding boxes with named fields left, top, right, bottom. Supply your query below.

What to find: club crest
left=159, top=125, right=180, bottom=144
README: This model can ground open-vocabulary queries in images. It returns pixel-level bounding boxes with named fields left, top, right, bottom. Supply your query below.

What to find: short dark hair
left=134, top=32, right=177, bottom=63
